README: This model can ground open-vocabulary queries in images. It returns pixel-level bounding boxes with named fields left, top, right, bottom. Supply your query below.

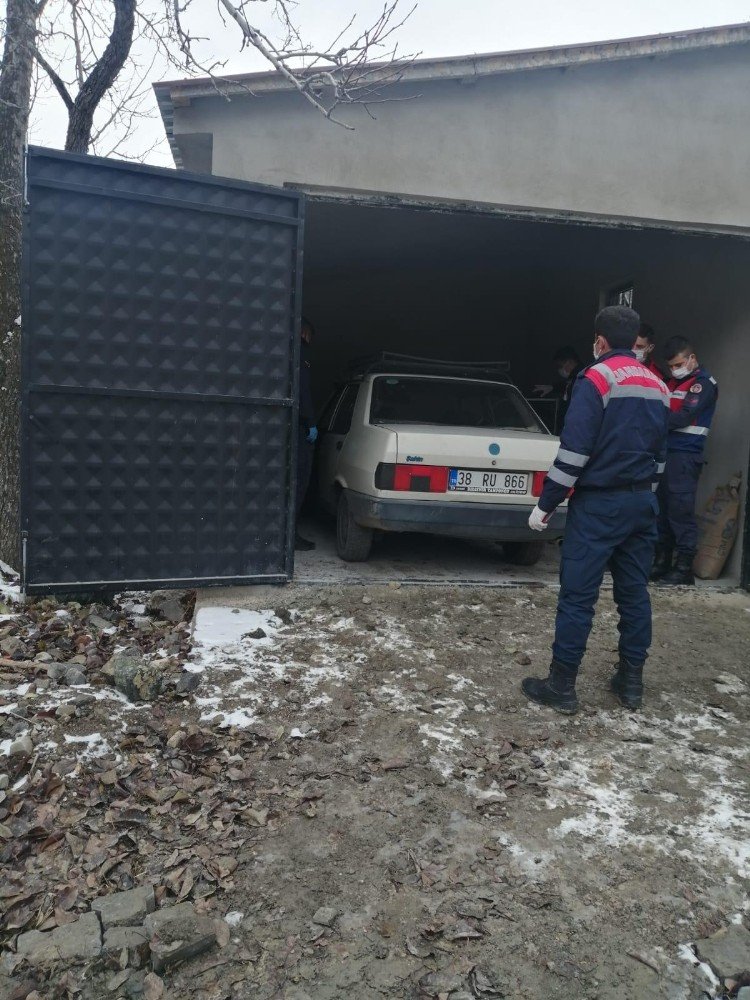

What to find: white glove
left=528, top=505, right=551, bottom=531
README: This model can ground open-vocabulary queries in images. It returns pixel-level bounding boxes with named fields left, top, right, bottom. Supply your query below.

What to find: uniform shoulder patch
left=690, top=383, right=702, bottom=393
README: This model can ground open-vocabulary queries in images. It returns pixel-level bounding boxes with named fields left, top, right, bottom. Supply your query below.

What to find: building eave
left=154, top=21, right=750, bottom=166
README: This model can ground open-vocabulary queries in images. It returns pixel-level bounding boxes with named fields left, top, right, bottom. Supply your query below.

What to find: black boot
left=295, top=533, right=316, bottom=552
left=610, top=657, right=643, bottom=710
left=522, top=660, right=579, bottom=714
left=658, top=551, right=695, bottom=586
left=649, top=545, right=672, bottom=582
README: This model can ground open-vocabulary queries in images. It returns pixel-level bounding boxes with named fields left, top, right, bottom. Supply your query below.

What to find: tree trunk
left=65, top=0, right=136, bottom=154
left=0, top=0, right=40, bottom=571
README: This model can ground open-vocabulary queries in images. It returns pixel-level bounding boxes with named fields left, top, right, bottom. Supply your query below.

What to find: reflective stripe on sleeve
left=675, top=425, right=709, bottom=436
left=548, top=466, right=578, bottom=488
left=612, top=384, right=671, bottom=403
left=656, top=462, right=666, bottom=474
left=557, top=448, right=590, bottom=467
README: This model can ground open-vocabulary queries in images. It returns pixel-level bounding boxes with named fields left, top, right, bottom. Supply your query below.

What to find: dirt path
left=170, top=584, right=750, bottom=1000
left=2, top=583, right=749, bottom=999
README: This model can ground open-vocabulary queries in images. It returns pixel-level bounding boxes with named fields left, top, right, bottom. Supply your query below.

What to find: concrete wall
left=172, top=44, right=750, bottom=231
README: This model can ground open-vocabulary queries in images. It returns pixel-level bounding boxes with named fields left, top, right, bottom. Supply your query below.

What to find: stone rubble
left=11, top=891, right=218, bottom=983
left=695, top=923, right=750, bottom=981
left=16, top=912, right=102, bottom=965
left=92, top=886, right=156, bottom=929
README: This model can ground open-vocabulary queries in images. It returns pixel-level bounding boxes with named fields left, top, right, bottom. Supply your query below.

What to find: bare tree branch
left=33, top=45, right=75, bottom=111
left=64, top=0, right=136, bottom=152
left=167, top=0, right=418, bottom=129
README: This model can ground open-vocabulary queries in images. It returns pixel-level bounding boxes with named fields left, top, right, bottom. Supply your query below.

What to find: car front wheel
left=502, top=540, right=545, bottom=566
left=336, top=492, right=373, bottom=562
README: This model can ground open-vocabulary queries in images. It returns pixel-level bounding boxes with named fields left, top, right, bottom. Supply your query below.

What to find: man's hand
left=307, top=426, right=318, bottom=444
left=532, top=384, right=554, bottom=398
left=528, top=505, right=551, bottom=531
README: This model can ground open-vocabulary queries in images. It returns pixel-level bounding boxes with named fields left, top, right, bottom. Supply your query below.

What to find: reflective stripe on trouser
left=296, top=426, right=314, bottom=518
left=657, top=451, right=703, bottom=554
left=552, top=489, right=658, bottom=669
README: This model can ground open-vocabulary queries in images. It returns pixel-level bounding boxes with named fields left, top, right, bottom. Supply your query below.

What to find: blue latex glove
left=306, top=426, right=318, bottom=444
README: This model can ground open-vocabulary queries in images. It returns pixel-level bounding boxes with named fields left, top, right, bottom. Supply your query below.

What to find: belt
left=575, top=480, right=652, bottom=494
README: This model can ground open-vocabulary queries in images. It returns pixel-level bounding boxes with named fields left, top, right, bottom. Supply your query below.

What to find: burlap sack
left=693, top=473, right=742, bottom=580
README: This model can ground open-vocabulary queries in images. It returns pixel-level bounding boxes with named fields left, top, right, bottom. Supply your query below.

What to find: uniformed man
left=634, top=323, right=667, bottom=381
left=651, top=335, right=718, bottom=586
left=523, top=305, right=669, bottom=714
left=295, top=317, right=318, bottom=552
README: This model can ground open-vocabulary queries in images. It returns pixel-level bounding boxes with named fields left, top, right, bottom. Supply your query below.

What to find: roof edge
left=154, top=21, right=750, bottom=104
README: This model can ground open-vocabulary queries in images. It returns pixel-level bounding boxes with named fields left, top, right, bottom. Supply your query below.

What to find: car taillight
left=375, top=463, right=449, bottom=493
left=531, top=471, right=547, bottom=497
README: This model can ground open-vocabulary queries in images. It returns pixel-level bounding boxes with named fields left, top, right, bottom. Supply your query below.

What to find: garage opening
left=299, top=197, right=750, bottom=584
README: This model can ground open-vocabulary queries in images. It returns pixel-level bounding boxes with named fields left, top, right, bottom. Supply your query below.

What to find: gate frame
left=20, top=146, right=305, bottom=594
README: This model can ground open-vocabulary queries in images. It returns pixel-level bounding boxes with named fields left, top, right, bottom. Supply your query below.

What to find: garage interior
left=300, top=198, right=750, bottom=582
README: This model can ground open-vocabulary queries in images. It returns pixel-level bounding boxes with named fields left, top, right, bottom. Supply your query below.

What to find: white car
left=315, top=357, right=567, bottom=564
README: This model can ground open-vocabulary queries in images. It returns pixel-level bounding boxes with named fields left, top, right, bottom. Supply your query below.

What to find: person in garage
left=531, top=346, right=584, bottom=433
left=522, top=305, right=669, bottom=714
left=295, top=317, right=318, bottom=552
left=554, top=345, right=585, bottom=410
left=634, top=323, right=667, bottom=381
left=650, top=335, right=718, bottom=586
left=533, top=346, right=584, bottom=408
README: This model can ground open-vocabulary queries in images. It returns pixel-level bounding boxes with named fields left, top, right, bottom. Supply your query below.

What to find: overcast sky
left=24, top=0, right=750, bottom=166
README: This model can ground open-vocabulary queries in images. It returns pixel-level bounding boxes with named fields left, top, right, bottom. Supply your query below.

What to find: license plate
left=448, top=469, right=529, bottom=495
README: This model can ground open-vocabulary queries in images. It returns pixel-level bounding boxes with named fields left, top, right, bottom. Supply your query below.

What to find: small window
left=606, top=282, right=635, bottom=308
left=330, top=384, right=359, bottom=435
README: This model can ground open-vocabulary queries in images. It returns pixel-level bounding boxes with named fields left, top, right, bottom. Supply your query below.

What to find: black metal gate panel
left=21, top=147, right=303, bottom=593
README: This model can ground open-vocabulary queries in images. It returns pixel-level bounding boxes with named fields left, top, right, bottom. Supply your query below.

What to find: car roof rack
left=345, top=352, right=512, bottom=382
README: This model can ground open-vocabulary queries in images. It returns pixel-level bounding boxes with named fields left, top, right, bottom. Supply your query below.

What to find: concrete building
left=155, top=23, right=750, bottom=583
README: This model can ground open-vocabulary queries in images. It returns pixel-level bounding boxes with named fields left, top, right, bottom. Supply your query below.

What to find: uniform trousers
left=553, top=488, right=658, bottom=669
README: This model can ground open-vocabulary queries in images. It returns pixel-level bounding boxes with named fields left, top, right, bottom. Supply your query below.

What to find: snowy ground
left=2, top=571, right=749, bottom=999
left=176, top=582, right=750, bottom=999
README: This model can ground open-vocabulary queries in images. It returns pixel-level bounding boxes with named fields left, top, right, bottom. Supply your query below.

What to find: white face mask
left=557, top=367, right=569, bottom=379
left=671, top=365, right=691, bottom=379
left=634, top=349, right=647, bottom=363
left=592, top=341, right=602, bottom=361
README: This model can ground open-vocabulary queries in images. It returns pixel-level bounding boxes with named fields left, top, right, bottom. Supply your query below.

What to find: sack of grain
left=693, top=473, right=742, bottom=580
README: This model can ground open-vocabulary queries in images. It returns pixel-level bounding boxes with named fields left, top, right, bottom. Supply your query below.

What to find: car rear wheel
left=336, top=492, right=373, bottom=562
left=502, top=540, right=545, bottom=566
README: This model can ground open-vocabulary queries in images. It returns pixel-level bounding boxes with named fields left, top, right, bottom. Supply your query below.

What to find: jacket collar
left=583, top=348, right=635, bottom=373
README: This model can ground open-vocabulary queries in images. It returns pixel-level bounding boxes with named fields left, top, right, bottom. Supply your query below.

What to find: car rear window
left=369, top=376, right=545, bottom=432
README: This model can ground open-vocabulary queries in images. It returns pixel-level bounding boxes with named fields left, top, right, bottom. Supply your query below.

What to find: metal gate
left=21, top=147, right=303, bottom=594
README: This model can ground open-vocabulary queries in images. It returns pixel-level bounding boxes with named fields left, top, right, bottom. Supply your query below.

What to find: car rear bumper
left=345, top=490, right=567, bottom=540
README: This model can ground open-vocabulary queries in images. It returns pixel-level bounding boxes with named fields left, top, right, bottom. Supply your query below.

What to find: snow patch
left=63, top=732, right=111, bottom=758
left=677, top=943, right=721, bottom=989
left=192, top=607, right=280, bottom=652
left=542, top=708, right=750, bottom=877
left=713, top=672, right=747, bottom=695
